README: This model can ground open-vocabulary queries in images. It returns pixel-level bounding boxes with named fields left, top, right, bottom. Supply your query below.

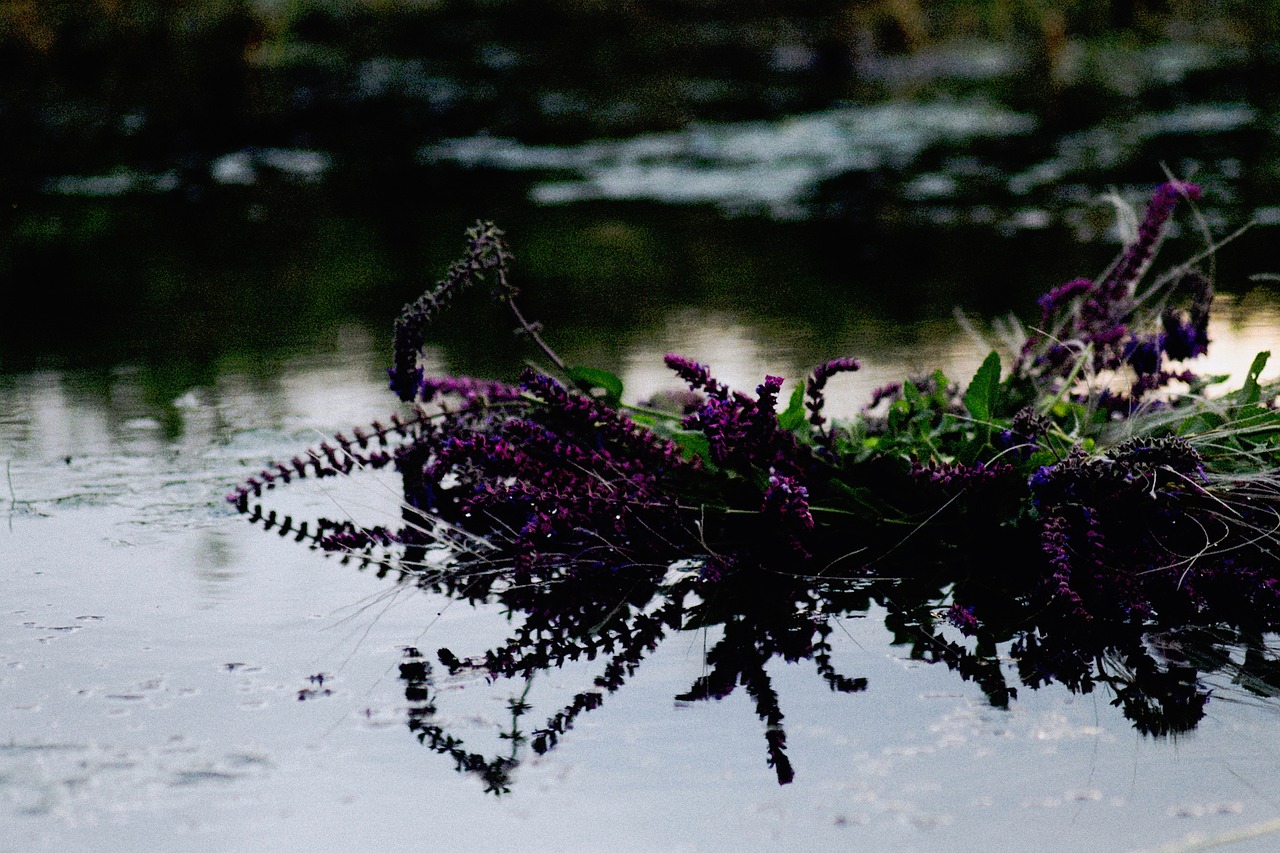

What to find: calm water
left=7, top=7, right=1280, bottom=850
left=6, top=298, right=1280, bottom=852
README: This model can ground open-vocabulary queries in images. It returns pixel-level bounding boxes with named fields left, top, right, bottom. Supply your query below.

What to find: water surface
left=6, top=304, right=1280, bottom=851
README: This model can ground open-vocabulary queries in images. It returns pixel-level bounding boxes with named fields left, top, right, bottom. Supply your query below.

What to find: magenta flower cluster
left=418, top=368, right=701, bottom=574
left=1021, top=181, right=1211, bottom=408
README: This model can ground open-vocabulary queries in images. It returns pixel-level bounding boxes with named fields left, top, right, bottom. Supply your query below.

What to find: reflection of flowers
left=391, top=565, right=873, bottom=791
left=375, top=554, right=1278, bottom=792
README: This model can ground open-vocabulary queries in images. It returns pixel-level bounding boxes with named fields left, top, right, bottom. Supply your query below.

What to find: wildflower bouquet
left=231, top=178, right=1280, bottom=603
left=229, top=180, right=1280, bottom=779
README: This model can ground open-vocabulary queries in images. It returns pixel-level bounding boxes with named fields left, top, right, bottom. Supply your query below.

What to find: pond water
left=8, top=5, right=1280, bottom=851
left=7, top=295, right=1280, bottom=852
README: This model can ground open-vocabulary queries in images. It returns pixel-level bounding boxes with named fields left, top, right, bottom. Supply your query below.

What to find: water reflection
left=421, top=97, right=1267, bottom=230
left=618, top=307, right=991, bottom=417
left=6, top=288, right=1276, bottom=453
left=325, top=534, right=1280, bottom=794
left=422, top=98, right=1036, bottom=218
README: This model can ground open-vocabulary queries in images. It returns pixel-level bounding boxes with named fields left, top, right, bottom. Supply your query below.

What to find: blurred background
left=3, top=0, right=1280, bottom=405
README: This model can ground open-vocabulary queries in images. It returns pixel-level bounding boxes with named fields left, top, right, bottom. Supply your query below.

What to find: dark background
left=3, top=0, right=1278, bottom=378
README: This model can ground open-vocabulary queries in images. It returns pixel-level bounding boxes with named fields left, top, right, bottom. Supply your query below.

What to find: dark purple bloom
left=911, top=460, right=1014, bottom=487
left=1037, top=277, right=1093, bottom=325
left=806, top=357, right=860, bottom=430
left=1161, top=315, right=1209, bottom=362
left=863, top=382, right=901, bottom=412
left=390, top=222, right=515, bottom=401
left=664, top=354, right=732, bottom=400
left=418, top=375, right=524, bottom=406
left=671, top=361, right=810, bottom=481
left=1040, top=511, right=1091, bottom=621
left=1102, top=181, right=1201, bottom=300
left=761, top=474, right=815, bottom=532
left=1019, top=181, right=1205, bottom=393
left=319, top=524, right=399, bottom=552
left=996, top=407, right=1052, bottom=457
left=1160, top=273, right=1212, bottom=363
left=757, top=375, right=785, bottom=415
left=1123, top=336, right=1162, bottom=376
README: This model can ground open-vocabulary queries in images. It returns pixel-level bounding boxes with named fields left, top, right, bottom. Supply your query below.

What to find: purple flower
left=664, top=354, right=732, bottom=400
left=911, top=460, right=1014, bottom=487
left=1123, top=336, right=1162, bottom=376
left=418, top=375, right=524, bottom=406
left=806, top=357, right=860, bottom=430
left=997, top=407, right=1051, bottom=459
left=390, top=222, right=514, bottom=401
left=1019, top=181, right=1205, bottom=389
left=761, top=474, right=815, bottom=533
left=1040, top=512, right=1091, bottom=621
left=671, top=360, right=809, bottom=480
left=863, top=382, right=902, bottom=412
left=1037, top=277, right=1093, bottom=325
left=756, top=376, right=785, bottom=415
left=1102, top=181, right=1202, bottom=300
left=1161, top=315, right=1209, bottom=362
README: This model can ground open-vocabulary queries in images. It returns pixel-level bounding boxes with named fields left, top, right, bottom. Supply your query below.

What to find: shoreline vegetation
left=229, top=180, right=1280, bottom=790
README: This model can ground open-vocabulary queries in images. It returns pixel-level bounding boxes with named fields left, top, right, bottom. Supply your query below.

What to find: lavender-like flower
left=1021, top=181, right=1203, bottom=387
left=1102, top=180, right=1202, bottom=300
left=680, top=370, right=810, bottom=480
left=1161, top=315, right=1209, bottom=362
left=1122, top=336, right=1162, bottom=376
left=806, top=357, right=860, bottom=430
left=391, top=222, right=514, bottom=401
left=417, top=375, right=524, bottom=407
left=663, top=354, right=733, bottom=400
left=1036, top=277, right=1092, bottom=326
left=863, top=381, right=902, bottom=412
left=911, top=460, right=1015, bottom=487
left=996, top=407, right=1052, bottom=457
left=1161, top=270, right=1214, bottom=362
left=761, top=474, right=815, bottom=536
left=756, top=375, right=785, bottom=417
left=223, top=208, right=1280, bottom=758
left=1040, top=511, right=1091, bottom=621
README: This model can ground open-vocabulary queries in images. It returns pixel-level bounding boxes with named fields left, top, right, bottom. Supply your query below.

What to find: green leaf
left=778, top=381, right=807, bottom=432
left=963, top=351, right=1002, bottom=423
left=887, top=399, right=912, bottom=433
left=930, top=370, right=951, bottom=407
left=671, top=430, right=713, bottom=465
left=1176, top=413, right=1219, bottom=438
left=1188, top=372, right=1231, bottom=394
left=1240, top=351, right=1270, bottom=409
left=568, top=366, right=624, bottom=405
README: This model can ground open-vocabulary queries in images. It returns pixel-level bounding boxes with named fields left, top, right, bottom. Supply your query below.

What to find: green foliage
left=568, top=365, right=624, bottom=406
left=777, top=383, right=807, bottom=433
left=963, top=351, right=1002, bottom=425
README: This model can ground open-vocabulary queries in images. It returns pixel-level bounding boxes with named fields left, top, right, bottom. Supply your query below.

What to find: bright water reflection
left=6, top=297, right=1280, bottom=850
